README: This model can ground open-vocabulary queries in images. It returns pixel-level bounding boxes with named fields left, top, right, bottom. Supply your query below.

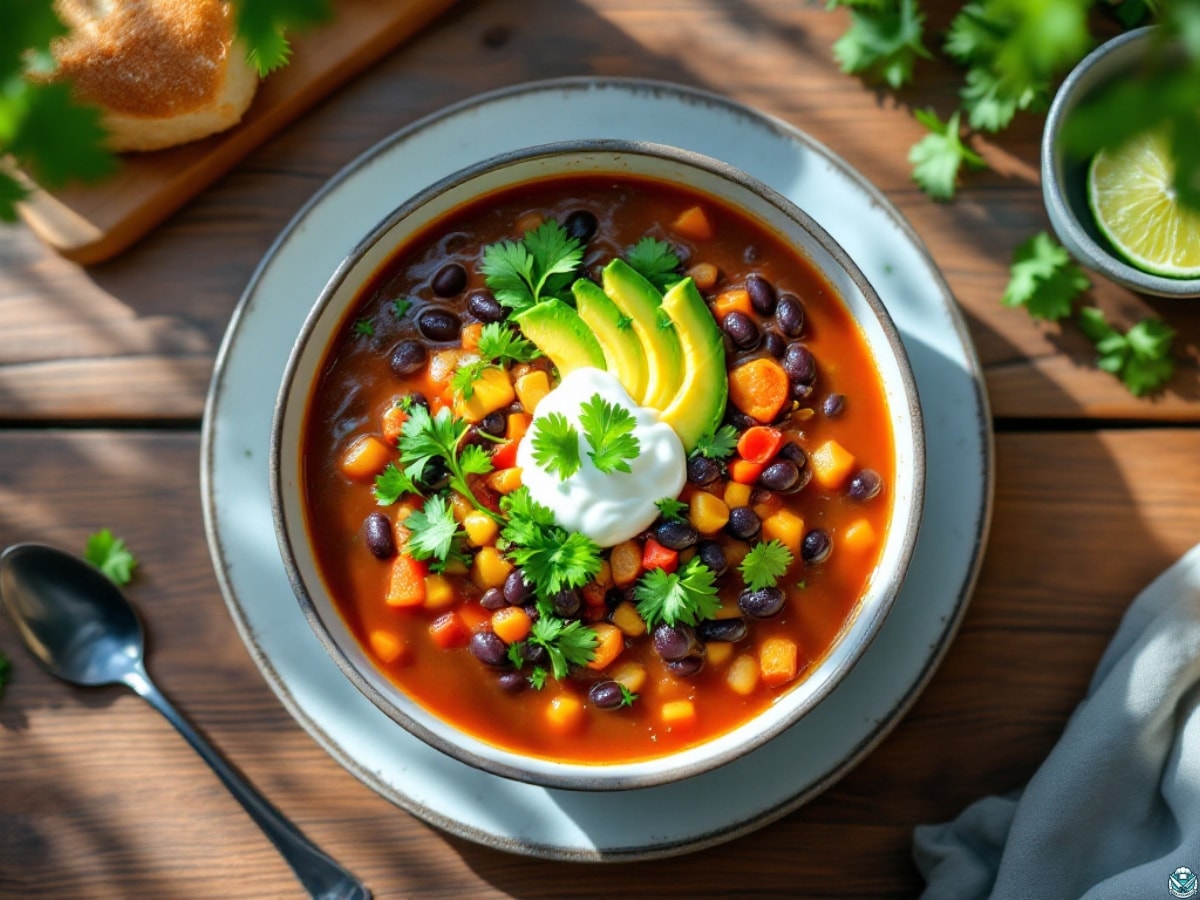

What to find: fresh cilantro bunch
left=499, top=487, right=602, bottom=611
left=481, top=220, right=585, bottom=314
left=1002, top=231, right=1091, bottom=320
left=524, top=617, right=598, bottom=680
left=1079, top=308, right=1176, bottom=396
left=634, top=557, right=721, bottom=628
left=85, top=528, right=138, bottom=586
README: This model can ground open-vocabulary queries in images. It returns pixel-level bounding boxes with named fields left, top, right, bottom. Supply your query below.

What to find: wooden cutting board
left=16, top=0, right=459, bottom=265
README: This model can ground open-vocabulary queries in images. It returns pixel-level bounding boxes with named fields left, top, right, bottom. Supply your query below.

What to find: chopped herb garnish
left=908, top=108, right=986, bottom=202
left=655, top=497, right=689, bottom=523
left=530, top=412, right=582, bottom=480
left=403, top=495, right=462, bottom=564
left=1079, top=308, right=1177, bottom=397
left=391, top=298, right=413, bottom=317
left=528, top=617, right=598, bottom=679
left=374, top=461, right=419, bottom=505
left=480, top=220, right=584, bottom=314
left=740, top=540, right=794, bottom=591
left=398, top=405, right=494, bottom=514
left=84, top=529, right=137, bottom=586
left=1002, top=231, right=1090, bottom=321
left=450, top=360, right=487, bottom=400
left=692, top=424, right=739, bottom=461
left=528, top=667, right=548, bottom=690
left=476, top=323, right=541, bottom=365
left=634, top=557, right=721, bottom=628
left=499, top=487, right=602, bottom=607
left=579, top=394, right=640, bottom=474
left=625, top=237, right=682, bottom=290
left=352, top=318, right=374, bottom=338
left=617, top=683, right=638, bottom=707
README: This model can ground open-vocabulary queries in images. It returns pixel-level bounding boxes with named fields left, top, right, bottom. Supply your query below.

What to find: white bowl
left=270, top=140, right=925, bottom=790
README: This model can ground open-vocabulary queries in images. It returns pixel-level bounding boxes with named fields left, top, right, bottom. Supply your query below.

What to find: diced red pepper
left=728, top=457, right=765, bottom=485
left=491, top=412, right=532, bottom=470
left=642, top=538, right=679, bottom=574
left=736, top=426, right=784, bottom=465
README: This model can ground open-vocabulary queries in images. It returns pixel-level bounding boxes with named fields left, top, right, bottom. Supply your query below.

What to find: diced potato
left=611, top=660, right=648, bottom=694
left=714, top=598, right=743, bottom=620
left=726, top=654, right=760, bottom=695
left=689, top=491, right=730, bottom=535
left=449, top=492, right=474, bottom=522
left=688, top=262, right=719, bottom=291
left=422, top=573, right=456, bottom=610
left=453, top=366, right=515, bottom=423
left=809, top=439, right=857, bottom=490
left=763, top=509, right=804, bottom=557
left=723, top=481, right=752, bottom=509
left=339, top=434, right=392, bottom=481
left=486, top=467, right=523, bottom=494
left=471, top=546, right=513, bottom=590
left=514, top=370, right=551, bottom=414
left=440, top=557, right=469, bottom=576
left=545, top=694, right=586, bottom=735
left=367, top=629, right=407, bottom=665
left=660, top=699, right=697, bottom=731
left=842, top=519, right=878, bottom=556
left=706, top=641, right=734, bottom=667
left=759, top=637, right=800, bottom=687
left=610, top=601, right=647, bottom=637
left=723, top=540, right=752, bottom=569
left=463, top=510, right=499, bottom=547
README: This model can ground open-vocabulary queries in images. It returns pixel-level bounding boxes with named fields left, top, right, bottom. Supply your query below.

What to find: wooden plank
left=1, top=426, right=1197, bottom=896
left=15, top=0, right=460, bottom=264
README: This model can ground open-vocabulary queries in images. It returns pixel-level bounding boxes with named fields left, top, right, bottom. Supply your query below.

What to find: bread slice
left=48, top=0, right=259, bottom=152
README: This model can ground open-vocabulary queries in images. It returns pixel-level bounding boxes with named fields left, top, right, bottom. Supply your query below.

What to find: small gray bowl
left=1041, top=25, right=1200, bottom=298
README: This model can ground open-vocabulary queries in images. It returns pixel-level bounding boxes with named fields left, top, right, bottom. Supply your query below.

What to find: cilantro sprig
left=625, top=237, right=682, bottom=291
left=526, top=617, right=598, bottom=679
left=1079, top=308, right=1176, bottom=397
left=908, top=109, right=986, bottom=202
left=831, top=0, right=932, bottom=90
left=531, top=413, right=582, bottom=480
left=398, top=405, right=494, bottom=514
left=579, top=394, right=640, bottom=474
left=84, top=528, right=138, bottom=586
left=499, top=488, right=602, bottom=608
left=481, top=220, right=584, bottom=314
left=655, top=497, right=689, bottom=523
left=739, top=540, right=794, bottom=591
left=403, top=495, right=464, bottom=568
left=1002, top=232, right=1091, bottom=321
left=373, top=461, right=419, bottom=505
left=452, top=326, right=542, bottom=400
left=634, top=557, right=721, bottom=628
left=691, top=425, right=739, bottom=461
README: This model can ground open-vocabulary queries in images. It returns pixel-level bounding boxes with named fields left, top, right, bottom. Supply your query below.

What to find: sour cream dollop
left=516, top=367, right=687, bottom=547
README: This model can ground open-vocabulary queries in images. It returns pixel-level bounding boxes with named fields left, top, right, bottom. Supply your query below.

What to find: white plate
left=201, top=78, right=993, bottom=861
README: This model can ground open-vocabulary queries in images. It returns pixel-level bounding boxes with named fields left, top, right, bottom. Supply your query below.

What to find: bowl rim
left=1041, top=24, right=1200, bottom=297
left=269, top=138, right=926, bottom=790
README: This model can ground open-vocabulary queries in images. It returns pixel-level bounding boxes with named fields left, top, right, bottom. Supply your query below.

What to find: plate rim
left=200, top=75, right=995, bottom=862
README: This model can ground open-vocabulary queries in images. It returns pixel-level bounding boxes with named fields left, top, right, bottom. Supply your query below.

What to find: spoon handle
left=125, top=667, right=370, bottom=900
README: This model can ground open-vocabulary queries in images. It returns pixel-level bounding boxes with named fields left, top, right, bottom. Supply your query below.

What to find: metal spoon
left=0, top=542, right=370, bottom=900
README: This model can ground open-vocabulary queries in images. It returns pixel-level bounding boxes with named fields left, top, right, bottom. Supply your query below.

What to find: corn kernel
left=611, top=660, right=648, bottom=694
left=453, top=366, right=515, bottom=423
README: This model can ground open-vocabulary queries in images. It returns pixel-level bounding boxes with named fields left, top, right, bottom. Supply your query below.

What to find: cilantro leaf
left=403, top=495, right=462, bottom=563
left=458, top=443, right=494, bottom=478
left=499, top=488, right=602, bottom=606
left=374, top=462, right=418, bottom=505
left=579, top=394, right=640, bottom=474
left=1002, top=232, right=1090, bottom=321
left=531, top=412, right=582, bottom=480
left=0, top=173, right=25, bottom=224
left=481, top=240, right=537, bottom=312
left=692, top=424, right=739, bottom=461
left=655, top=497, right=689, bottom=523
left=634, top=557, right=721, bottom=628
left=450, top=360, right=487, bottom=400
left=739, top=540, right=794, bottom=591
left=832, top=0, right=932, bottom=90
left=476, top=323, right=541, bottom=365
left=617, top=683, right=638, bottom=707
left=1, top=0, right=67, bottom=73
left=961, top=66, right=1048, bottom=133
left=1079, top=308, right=1176, bottom=397
left=398, top=405, right=493, bottom=514
left=944, top=2, right=999, bottom=65
left=84, top=529, right=138, bottom=586
left=529, top=617, right=598, bottom=679
left=391, top=298, right=412, bottom=318
left=234, top=0, right=331, bottom=76
left=625, top=237, right=682, bottom=291
left=481, top=220, right=584, bottom=314
left=529, top=666, right=548, bottom=690
left=6, top=82, right=116, bottom=191
left=499, top=487, right=557, bottom=545
left=352, top=318, right=374, bottom=338
left=908, top=108, right=986, bottom=201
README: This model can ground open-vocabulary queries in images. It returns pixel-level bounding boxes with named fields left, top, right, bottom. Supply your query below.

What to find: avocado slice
left=573, top=279, right=649, bottom=403
left=513, top=299, right=607, bottom=377
left=658, top=277, right=728, bottom=451
left=600, top=259, right=683, bottom=410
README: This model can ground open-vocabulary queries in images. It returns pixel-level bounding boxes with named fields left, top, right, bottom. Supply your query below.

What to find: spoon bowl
left=0, top=542, right=370, bottom=900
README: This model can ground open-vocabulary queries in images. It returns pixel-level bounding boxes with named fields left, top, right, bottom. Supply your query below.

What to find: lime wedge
left=1087, top=127, right=1200, bottom=279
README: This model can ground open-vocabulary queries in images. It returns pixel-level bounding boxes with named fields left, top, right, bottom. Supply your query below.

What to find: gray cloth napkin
left=914, top=543, right=1200, bottom=900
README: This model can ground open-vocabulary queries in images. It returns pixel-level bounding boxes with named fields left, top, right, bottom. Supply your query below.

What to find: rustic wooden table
left=3, top=1, right=1199, bottom=896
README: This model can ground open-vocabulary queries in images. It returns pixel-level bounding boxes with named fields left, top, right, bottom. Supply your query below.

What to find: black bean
left=498, top=671, right=526, bottom=693
left=791, top=381, right=815, bottom=402
left=823, top=393, right=846, bottom=417
left=726, top=409, right=757, bottom=430
left=759, top=459, right=800, bottom=493
left=564, top=210, right=598, bottom=243
left=363, top=512, right=395, bottom=560
left=687, top=455, right=721, bottom=486
left=469, top=631, right=510, bottom=667
left=417, top=308, right=462, bottom=342
left=588, top=680, right=628, bottom=710
left=763, top=331, right=787, bottom=358
left=605, top=586, right=632, bottom=610
left=793, top=467, right=813, bottom=493
left=777, top=442, right=807, bottom=467
left=721, top=311, right=761, bottom=350
left=521, top=642, right=547, bottom=665
left=666, top=653, right=705, bottom=677
left=417, top=456, right=450, bottom=492
left=746, top=273, right=777, bottom=315
left=404, top=391, right=430, bottom=410
left=697, top=617, right=748, bottom=643
left=848, top=469, right=884, bottom=502
left=726, top=506, right=761, bottom=541
left=467, top=289, right=505, bottom=323
left=503, top=569, right=535, bottom=605
left=479, top=410, right=508, bottom=437
left=653, top=623, right=698, bottom=661
left=389, top=340, right=427, bottom=377
left=782, top=343, right=817, bottom=385
left=802, top=528, right=833, bottom=564
left=776, top=293, right=805, bottom=337
left=552, top=587, right=582, bottom=618
left=739, top=587, right=786, bottom=618
left=656, top=520, right=699, bottom=551
left=696, top=541, right=728, bottom=577
left=431, top=263, right=467, bottom=297
left=480, top=587, right=507, bottom=610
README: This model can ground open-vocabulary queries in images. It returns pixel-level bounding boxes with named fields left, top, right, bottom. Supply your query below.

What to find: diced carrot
left=660, top=699, right=697, bottom=731
left=728, top=357, right=790, bottom=423
left=385, top=554, right=427, bottom=607
left=429, top=611, right=469, bottom=649
left=380, top=402, right=409, bottom=446
left=763, top=509, right=804, bottom=557
left=737, top=425, right=785, bottom=465
left=809, top=439, right=857, bottom=489
left=587, top=622, right=625, bottom=670
left=842, top=518, right=878, bottom=556
left=759, top=637, right=800, bottom=687
left=460, top=321, right=484, bottom=351
left=689, top=491, right=730, bottom=534
left=641, top=538, right=679, bottom=574
left=545, top=694, right=586, bottom=735
left=672, top=205, right=714, bottom=241
left=339, top=434, right=392, bottom=481
left=458, top=601, right=492, bottom=632
left=449, top=491, right=474, bottom=522
left=367, top=629, right=407, bottom=665
left=688, top=262, right=719, bottom=291
left=714, top=288, right=752, bottom=320
left=610, top=539, right=643, bottom=586
left=727, top=457, right=764, bottom=485
left=593, top=559, right=612, bottom=589
left=491, top=606, right=532, bottom=644
left=491, top=412, right=531, bottom=470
